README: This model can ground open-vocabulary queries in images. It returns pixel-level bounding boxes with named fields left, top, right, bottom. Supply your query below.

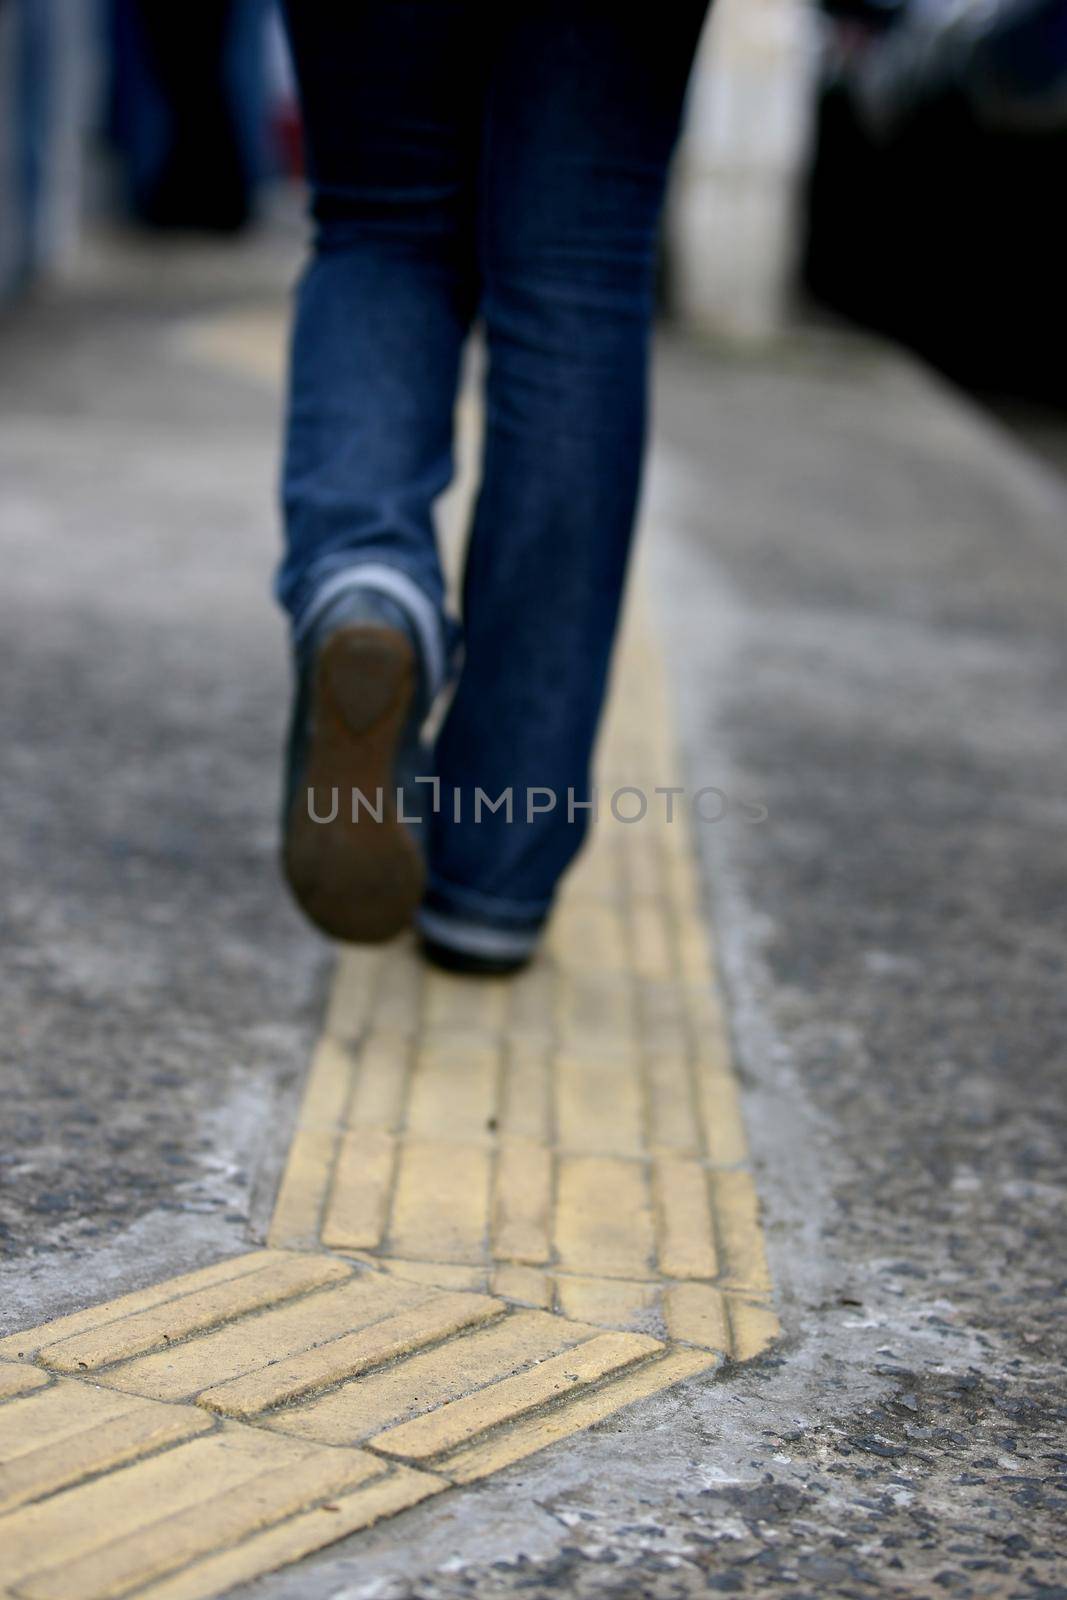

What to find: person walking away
left=278, top=4, right=710, bottom=973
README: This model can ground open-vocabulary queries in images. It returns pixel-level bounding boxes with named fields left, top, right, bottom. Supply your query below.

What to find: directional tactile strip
left=0, top=611, right=777, bottom=1600
left=0, top=1353, right=437, bottom=1600
left=270, top=614, right=778, bottom=1359
left=0, top=1252, right=712, bottom=1600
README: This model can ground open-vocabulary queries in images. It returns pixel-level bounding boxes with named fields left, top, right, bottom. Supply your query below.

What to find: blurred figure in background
left=278, top=4, right=710, bottom=974
left=0, top=0, right=88, bottom=292
left=1, top=0, right=297, bottom=297
left=106, top=0, right=271, bottom=231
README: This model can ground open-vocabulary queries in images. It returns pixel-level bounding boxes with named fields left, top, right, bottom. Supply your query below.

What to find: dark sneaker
left=282, top=589, right=425, bottom=943
left=416, top=903, right=542, bottom=977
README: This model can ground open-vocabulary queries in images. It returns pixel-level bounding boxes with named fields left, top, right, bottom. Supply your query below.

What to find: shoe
left=416, top=903, right=542, bottom=977
left=282, top=588, right=426, bottom=943
left=419, top=937, right=531, bottom=978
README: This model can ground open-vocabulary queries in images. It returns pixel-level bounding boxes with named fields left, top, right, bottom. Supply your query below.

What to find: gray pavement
left=1, top=233, right=1065, bottom=1598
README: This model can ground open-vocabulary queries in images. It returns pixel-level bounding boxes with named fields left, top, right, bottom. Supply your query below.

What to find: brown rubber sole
left=282, top=624, right=424, bottom=943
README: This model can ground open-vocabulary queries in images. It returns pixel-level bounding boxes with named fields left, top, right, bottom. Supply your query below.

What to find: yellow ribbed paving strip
left=268, top=610, right=778, bottom=1356
left=0, top=310, right=778, bottom=1600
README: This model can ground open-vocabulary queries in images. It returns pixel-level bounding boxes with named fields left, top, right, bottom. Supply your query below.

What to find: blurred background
left=2, top=0, right=1065, bottom=431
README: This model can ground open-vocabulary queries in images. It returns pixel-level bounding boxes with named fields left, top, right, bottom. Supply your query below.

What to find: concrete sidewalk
left=1, top=233, right=1065, bottom=1598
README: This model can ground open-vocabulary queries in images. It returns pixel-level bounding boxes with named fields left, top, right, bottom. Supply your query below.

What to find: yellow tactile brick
left=555, top=1049, right=643, bottom=1156
left=683, top=979, right=728, bottom=1049
left=321, top=1129, right=395, bottom=1251
left=267, top=1127, right=339, bottom=1248
left=711, top=1170, right=773, bottom=1294
left=663, top=1285, right=779, bottom=1360
left=0, top=1363, right=48, bottom=1399
left=200, top=1292, right=503, bottom=1420
left=555, top=1156, right=654, bottom=1280
left=366, top=944, right=424, bottom=1032
left=548, top=903, right=628, bottom=974
left=651, top=726, right=687, bottom=782
left=555, top=1275, right=661, bottom=1333
left=725, top=1297, right=781, bottom=1361
left=36, top=1254, right=350, bottom=1376
left=322, top=947, right=383, bottom=1041
left=686, top=984, right=728, bottom=1057
left=373, top=1258, right=489, bottom=1293
left=629, top=899, right=675, bottom=983
left=505, top=959, right=557, bottom=1042
left=659, top=794, right=697, bottom=857
left=555, top=969, right=637, bottom=1046
left=695, top=1061, right=750, bottom=1167
left=561, top=832, right=622, bottom=904
left=347, top=1029, right=412, bottom=1129
left=642, top=1028, right=693, bottom=1092
left=97, top=1273, right=428, bottom=1404
left=265, top=1308, right=597, bottom=1447
left=438, top=1347, right=719, bottom=1484
left=490, top=1265, right=554, bottom=1309
left=0, top=1251, right=282, bottom=1362
left=389, top=1139, right=491, bottom=1264
left=499, top=1036, right=552, bottom=1141
left=406, top=1036, right=499, bottom=1141
left=676, top=911, right=715, bottom=987
left=371, top=1330, right=661, bottom=1463
left=644, top=1047, right=702, bottom=1154
left=423, top=968, right=510, bottom=1033
left=664, top=849, right=701, bottom=915
left=295, top=1036, right=355, bottom=1130
left=0, top=1380, right=212, bottom=1514
left=652, top=1156, right=718, bottom=1280
left=132, top=1466, right=442, bottom=1600
left=622, top=836, right=663, bottom=905
left=491, top=1137, right=553, bottom=1264
left=636, top=958, right=688, bottom=1012
left=663, top=1283, right=731, bottom=1352
left=1, top=1427, right=384, bottom=1600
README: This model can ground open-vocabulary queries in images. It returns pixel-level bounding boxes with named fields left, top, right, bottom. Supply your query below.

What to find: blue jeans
left=278, top=2, right=708, bottom=937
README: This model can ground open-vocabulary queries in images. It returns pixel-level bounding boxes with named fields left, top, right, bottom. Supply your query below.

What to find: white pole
left=669, top=0, right=820, bottom=340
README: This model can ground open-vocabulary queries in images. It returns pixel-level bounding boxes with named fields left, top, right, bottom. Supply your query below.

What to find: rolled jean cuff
left=416, top=907, right=543, bottom=964
left=292, top=559, right=448, bottom=702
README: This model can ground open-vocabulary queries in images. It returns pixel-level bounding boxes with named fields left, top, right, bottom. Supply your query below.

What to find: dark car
left=802, top=0, right=1067, bottom=404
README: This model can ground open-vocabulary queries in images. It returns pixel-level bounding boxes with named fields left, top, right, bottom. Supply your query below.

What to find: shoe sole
left=419, top=937, right=531, bottom=978
left=283, top=624, right=424, bottom=943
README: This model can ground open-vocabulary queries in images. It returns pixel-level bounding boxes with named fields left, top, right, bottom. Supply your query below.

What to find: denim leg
left=426, top=4, right=709, bottom=930
left=276, top=3, right=486, bottom=691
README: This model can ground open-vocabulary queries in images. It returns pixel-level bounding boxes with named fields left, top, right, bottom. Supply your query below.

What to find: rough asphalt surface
left=1, top=235, right=1064, bottom=1599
